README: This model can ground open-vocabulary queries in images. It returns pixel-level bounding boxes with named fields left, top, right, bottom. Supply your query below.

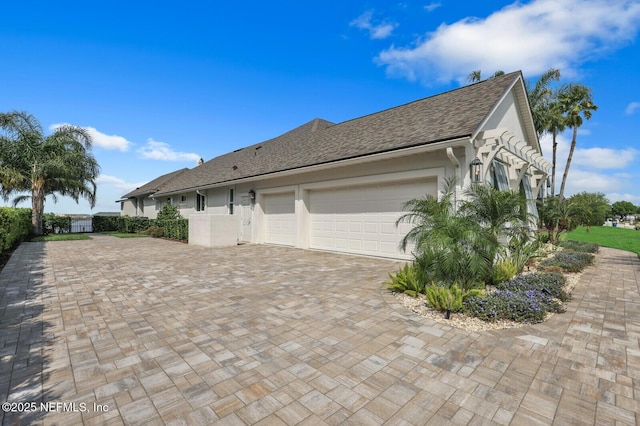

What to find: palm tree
left=557, top=84, right=597, bottom=199
left=461, top=183, right=530, bottom=244
left=397, top=180, right=513, bottom=290
left=0, top=111, right=100, bottom=235
left=538, top=196, right=586, bottom=243
left=525, top=68, right=561, bottom=137
left=545, top=100, right=566, bottom=197
left=467, top=69, right=505, bottom=83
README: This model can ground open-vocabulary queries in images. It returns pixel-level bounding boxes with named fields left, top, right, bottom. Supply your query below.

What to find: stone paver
left=0, top=235, right=638, bottom=425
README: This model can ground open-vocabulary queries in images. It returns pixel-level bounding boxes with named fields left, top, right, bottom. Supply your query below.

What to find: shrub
left=464, top=271, right=568, bottom=323
left=463, top=289, right=562, bottom=323
left=145, top=226, right=165, bottom=238
left=385, top=263, right=423, bottom=296
left=540, top=265, right=564, bottom=274
left=93, top=215, right=120, bottom=232
left=496, top=272, right=569, bottom=302
left=557, top=240, right=599, bottom=253
left=491, top=259, right=517, bottom=285
left=120, top=217, right=151, bottom=233
left=156, top=218, right=188, bottom=241
left=425, top=283, right=482, bottom=318
left=156, top=203, right=180, bottom=221
left=539, top=251, right=594, bottom=272
left=0, top=207, right=32, bottom=252
left=42, top=213, right=71, bottom=234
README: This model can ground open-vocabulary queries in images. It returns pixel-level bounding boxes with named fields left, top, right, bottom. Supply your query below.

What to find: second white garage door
left=264, top=192, right=296, bottom=246
left=309, top=180, right=436, bottom=259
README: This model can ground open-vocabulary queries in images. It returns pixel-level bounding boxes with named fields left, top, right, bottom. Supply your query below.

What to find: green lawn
left=565, top=226, right=640, bottom=257
left=100, top=231, right=150, bottom=238
left=30, top=233, right=92, bottom=242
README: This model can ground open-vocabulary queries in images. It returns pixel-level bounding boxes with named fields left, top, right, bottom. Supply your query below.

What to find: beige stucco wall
left=120, top=200, right=137, bottom=217
left=143, top=198, right=159, bottom=219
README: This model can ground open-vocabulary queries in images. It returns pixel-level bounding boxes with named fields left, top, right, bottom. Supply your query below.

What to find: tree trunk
left=551, top=130, right=557, bottom=197
left=559, top=126, right=578, bottom=200
left=31, top=185, right=45, bottom=235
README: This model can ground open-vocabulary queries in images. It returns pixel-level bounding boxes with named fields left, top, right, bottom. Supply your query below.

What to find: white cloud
left=376, top=0, right=640, bottom=84
left=350, top=11, right=397, bottom=40
left=625, top=101, right=640, bottom=115
left=50, top=124, right=132, bottom=151
left=561, top=169, right=622, bottom=195
left=424, top=2, right=442, bottom=12
left=606, top=192, right=640, bottom=204
left=574, top=147, right=638, bottom=169
left=539, top=133, right=638, bottom=197
left=137, top=139, right=200, bottom=162
left=96, top=174, right=146, bottom=193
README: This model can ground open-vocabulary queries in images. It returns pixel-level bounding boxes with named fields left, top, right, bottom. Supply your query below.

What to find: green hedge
left=155, top=218, right=188, bottom=240
left=93, top=215, right=188, bottom=241
left=121, top=217, right=151, bottom=233
left=92, top=215, right=121, bottom=233
left=0, top=207, right=32, bottom=253
left=42, top=213, right=71, bottom=234
left=93, top=216, right=152, bottom=234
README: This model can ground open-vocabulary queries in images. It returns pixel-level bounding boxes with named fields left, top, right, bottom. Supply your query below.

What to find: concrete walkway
left=0, top=235, right=638, bottom=425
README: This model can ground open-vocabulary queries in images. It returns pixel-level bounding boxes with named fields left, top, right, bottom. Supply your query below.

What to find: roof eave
left=154, top=137, right=470, bottom=197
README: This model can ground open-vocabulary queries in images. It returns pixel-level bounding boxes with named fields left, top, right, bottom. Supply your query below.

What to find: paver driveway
left=0, top=235, right=639, bottom=425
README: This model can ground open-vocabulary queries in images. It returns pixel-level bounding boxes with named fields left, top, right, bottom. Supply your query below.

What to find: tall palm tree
left=525, top=68, right=561, bottom=137
left=544, top=100, right=566, bottom=197
left=557, top=84, right=597, bottom=199
left=0, top=111, right=100, bottom=235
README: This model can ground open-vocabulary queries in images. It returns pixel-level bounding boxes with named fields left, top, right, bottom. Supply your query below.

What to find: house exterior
left=118, top=168, right=189, bottom=219
left=121, top=71, right=550, bottom=260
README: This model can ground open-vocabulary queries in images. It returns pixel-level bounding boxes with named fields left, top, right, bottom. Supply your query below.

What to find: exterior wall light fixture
left=470, top=157, right=483, bottom=183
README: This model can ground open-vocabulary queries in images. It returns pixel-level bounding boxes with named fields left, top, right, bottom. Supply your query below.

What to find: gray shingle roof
left=122, top=168, right=189, bottom=198
left=155, top=71, right=525, bottom=196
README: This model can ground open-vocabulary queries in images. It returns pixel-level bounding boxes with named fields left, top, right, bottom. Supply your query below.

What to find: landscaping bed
left=391, top=241, right=596, bottom=330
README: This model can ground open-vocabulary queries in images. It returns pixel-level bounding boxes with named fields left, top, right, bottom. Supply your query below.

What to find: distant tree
left=538, top=196, right=587, bottom=243
left=611, top=201, right=636, bottom=219
left=0, top=111, right=99, bottom=235
left=569, top=192, right=610, bottom=226
left=467, top=70, right=505, bottom=83
left=558, top=84, right=597, bottom=199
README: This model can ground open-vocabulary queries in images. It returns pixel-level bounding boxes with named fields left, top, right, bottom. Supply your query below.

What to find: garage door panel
left=309, top=179, right=435, bottom=259
left=264, top=192, right=296, bottom=246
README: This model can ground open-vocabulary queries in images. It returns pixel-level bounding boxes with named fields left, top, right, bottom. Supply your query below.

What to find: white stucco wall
left=481, top=92, right=529, bottom=146
left=189, top=214, right=238, bottom=247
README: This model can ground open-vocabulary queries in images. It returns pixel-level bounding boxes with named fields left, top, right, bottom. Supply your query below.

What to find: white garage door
left=264, top=192, right=296, bottom=246
left=309, top=180, right=435, bottom=259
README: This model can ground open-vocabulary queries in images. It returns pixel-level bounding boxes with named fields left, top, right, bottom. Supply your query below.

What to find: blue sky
left=2, top=0, right=639, bottom=214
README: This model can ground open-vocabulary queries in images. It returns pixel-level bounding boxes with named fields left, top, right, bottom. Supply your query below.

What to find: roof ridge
left=331, top=71, right=521, bottom=128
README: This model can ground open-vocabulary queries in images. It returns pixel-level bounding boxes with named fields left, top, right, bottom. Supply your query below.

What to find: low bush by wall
left=94, top=215, right=188, bottom=241
left=0, top=207, right=32, bottom=253
left=155, top=218, right=188, bottom=241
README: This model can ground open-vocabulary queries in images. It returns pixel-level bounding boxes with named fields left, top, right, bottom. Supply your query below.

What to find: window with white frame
left=229, top=188, right=234, bottom=215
